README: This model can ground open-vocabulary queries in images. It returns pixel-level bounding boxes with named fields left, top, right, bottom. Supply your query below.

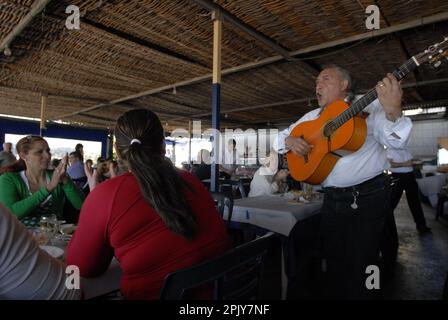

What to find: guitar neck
left=333, top=57, right=419, bottom=128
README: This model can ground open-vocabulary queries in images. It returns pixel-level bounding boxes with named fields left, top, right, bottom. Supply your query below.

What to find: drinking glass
left=302, top=183, right=314, bottom=201
left=29, top=227, right=50, bottom=246
left=40, top=214, right=58, bottom=240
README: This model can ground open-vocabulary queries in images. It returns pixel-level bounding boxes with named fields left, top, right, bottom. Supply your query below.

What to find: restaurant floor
left=382, top=196, right=448, bottom=300
left=258, top=195, right=448, bottom=300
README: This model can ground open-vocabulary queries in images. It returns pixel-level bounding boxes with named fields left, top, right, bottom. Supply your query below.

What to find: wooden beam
left=0, top=85, right=134, bottom=106
left=288, top=11, right=448, bottom=57
left=0, top=0, right=52, bottom=53
left=53, top=12, right=448, bottom=121
left=191, top=0, right=291, bottom=59
left=174, top=78, right=448, bottom=120
left=82, top=18, right=208, bottom=68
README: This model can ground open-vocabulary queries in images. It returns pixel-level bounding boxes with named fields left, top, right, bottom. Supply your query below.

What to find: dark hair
left=69, top=151, right=82, bottom=159
left=75, top=144, right=84, bottom=161
left=51, top=158, right=61, bottom=168
left=228, top=139, right=236, bottom=147
left=114, top=109, right=196, bottom=239
left=0, top=135, right=46, bottom=174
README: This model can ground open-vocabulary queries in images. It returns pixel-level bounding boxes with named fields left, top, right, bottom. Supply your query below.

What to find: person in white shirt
left=220, top=139, right=241, bottom=178
left=387, top=147, right=430, bottom=234
left=0, top=142, right=17, bottom=170
left=274, top=65, right=412, bottom=299
left=0, top=203, right=81, bottom=299
left=248, top=151, right=288, bottom=197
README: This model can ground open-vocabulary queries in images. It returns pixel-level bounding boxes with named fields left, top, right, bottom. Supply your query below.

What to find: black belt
left=323, top=174, right=386, bottom=194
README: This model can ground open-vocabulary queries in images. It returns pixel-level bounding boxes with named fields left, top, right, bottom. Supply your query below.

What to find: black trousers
left=390, top=172, right=427, bottom=228
left=320, top=174, right=389, bottom=299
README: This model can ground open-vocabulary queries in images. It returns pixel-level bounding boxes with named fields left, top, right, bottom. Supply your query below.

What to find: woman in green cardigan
left=0, top=135, right=85, bottom=227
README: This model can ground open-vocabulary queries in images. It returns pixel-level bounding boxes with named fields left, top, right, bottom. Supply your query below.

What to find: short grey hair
left=322, top=64, right=355, bottom=99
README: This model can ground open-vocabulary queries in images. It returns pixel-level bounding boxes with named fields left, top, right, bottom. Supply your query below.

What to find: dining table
left=49, top=231, right=122, bottom=300
left=225, top=194, right=323, bottom=299
left=416, top=173, right=447, bottom=207
left=226, top=194, right=323, bottom=236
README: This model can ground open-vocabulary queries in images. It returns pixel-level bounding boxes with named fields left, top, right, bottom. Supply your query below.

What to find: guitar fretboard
left=330, top=58, right=418, bottom=131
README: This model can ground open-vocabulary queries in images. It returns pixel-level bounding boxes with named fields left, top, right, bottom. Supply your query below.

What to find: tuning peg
left=432, top=61, right=442, bottom=68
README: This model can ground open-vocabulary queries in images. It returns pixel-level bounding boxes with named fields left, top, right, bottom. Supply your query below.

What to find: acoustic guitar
left=287, top=37, right=448, bottom=185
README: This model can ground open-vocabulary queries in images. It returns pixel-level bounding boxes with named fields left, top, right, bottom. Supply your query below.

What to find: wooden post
left=211, top=9, right=222, bottom=192
left=40, top=93, right=47, bottom=136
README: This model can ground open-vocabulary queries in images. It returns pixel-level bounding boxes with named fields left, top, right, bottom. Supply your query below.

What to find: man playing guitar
left=274, top=65, right=412, bottom=299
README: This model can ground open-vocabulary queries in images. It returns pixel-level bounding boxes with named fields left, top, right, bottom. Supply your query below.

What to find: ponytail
left=115, top=109, right=197, bottom=240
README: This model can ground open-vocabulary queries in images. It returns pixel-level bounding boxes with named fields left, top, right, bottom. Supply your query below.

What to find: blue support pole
left=210, top=9, right=222, bottom=193
left=211, top=83, right=220, bottom=192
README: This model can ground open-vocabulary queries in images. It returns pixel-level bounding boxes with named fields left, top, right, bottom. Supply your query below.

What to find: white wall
left=408, top=119, right=448, bottom=159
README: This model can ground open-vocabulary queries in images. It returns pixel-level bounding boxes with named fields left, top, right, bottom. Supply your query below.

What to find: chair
left=211, top=191, right=249, bottom=247
left=210, top=192, right=233, bottom=224
left=237, top=178, right=252, bottom=198
left=436, top=187, right=447, bottom=220
left=160, top=233, right=275, bottom=300
left=444, top=272, right=448, bottom=300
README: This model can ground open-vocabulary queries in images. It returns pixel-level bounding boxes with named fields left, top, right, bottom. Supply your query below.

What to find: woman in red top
left=66, top=109, right=230, bottom=299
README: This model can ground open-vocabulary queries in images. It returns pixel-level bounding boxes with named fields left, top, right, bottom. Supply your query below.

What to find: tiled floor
left=382, top=197, right=448, bottom=299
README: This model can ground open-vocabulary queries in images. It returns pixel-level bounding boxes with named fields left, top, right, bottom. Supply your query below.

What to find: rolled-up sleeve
left=371, top=100, right=412, bottom=149
left=273, top=126, right=292, bottom=154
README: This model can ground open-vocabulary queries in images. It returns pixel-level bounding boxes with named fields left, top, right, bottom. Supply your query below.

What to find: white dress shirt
left=273, top=99, right=412, bottom=187
left=387, top=147, right=414, bottom=173
left=221, top=149, right=242, bottom=170
left=248, top=168, right=280, bottom=197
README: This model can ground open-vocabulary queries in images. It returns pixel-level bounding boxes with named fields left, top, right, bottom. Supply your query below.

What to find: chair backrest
left=160, top=233, right=274, bottom=300
left=210, top=192, right=233, bottom=224
left=237, top=178, right=252, bottom=198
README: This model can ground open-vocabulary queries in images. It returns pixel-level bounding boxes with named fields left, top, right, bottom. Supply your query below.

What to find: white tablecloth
left=227, top=195, right=323, bottom=236
left=416, top=173, right=447, bottom=207
left=226, top=195, right=322, bottom=299
left=52, top=238, right=122, bottom=299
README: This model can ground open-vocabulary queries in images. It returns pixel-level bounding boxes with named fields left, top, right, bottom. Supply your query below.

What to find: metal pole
left=188, top=120, right=192, bottom=165
left=211, top=10, right=222, bottom=192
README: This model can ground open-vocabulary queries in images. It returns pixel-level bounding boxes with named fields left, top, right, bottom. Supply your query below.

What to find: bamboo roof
left=1, top=0, right=447, bottom=131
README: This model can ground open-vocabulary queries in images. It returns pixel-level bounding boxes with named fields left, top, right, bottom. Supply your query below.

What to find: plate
left=60, top=224, right=77, bottom=235
left=39, top=245, right=64, bottom=259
